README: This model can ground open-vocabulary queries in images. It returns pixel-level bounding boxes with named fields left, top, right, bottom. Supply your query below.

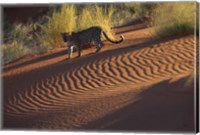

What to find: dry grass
left=125, top=3, right=157, bottom=18
left=77, top=5, right=116, bottom=39
left=2, top=22, right=44, bottom=64
left=39, top=5, right=77, bottom=48
left=39, top=4, right=116, bottom=47
left=2, top=42, right=31, bottom=64
left=2, top=4, right=118, bottom=64
left=152, top=3, right=195, bottom=38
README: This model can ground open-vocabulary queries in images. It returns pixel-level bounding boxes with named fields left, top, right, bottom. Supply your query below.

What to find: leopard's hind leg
left=77, top=45, right=82, bottom=57
left=95, top=41, right=104, bottom=53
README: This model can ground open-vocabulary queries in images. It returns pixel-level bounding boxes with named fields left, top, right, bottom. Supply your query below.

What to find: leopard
left=61, top=26, right=124, bottom=59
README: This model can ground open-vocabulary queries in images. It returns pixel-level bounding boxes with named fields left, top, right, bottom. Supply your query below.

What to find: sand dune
left=3, top=21, right=195, bottom=131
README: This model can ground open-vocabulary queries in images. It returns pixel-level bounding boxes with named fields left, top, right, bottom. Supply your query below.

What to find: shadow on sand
left=81, top=76, right=194, bottom=133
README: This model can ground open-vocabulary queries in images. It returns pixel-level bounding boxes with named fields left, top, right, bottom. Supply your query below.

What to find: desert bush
left=39, top=4, right=77, bottom=48
left=125, top=3, right=157, bottom=18
left=77, top=5, right=116, bottom=39
left=152, top=3, right=195, bottom=38
left=2, top=42, right=32, bottom=64
left=2, top=41, right=48, bottom=64
left=112, top=8, right=137, bottom=27
left=4, top=22, right=41, bottom=46
left=2, top=21, right=49, bottom=64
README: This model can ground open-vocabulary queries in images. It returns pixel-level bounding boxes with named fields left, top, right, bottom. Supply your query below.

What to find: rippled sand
left=3, top=20, right=195, bottom=132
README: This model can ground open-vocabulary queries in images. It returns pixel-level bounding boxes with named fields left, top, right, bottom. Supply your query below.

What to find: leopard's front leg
left=67, top=42, right=74, bottom=59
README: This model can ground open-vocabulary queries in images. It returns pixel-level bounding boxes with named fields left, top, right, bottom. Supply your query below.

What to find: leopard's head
left=61, top=32, right=70, bottom=42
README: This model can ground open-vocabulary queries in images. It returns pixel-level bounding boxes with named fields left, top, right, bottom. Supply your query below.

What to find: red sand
left=2, top=20, right=195, bottom=132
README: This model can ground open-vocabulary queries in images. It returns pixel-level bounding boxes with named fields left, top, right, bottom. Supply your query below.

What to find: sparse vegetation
left=2, top=3, right=197, bottom=64
left=39, top=4, right=116, bottom=48
left=112, top=9, right=136, bottom=26
left=39, top=4, right=77, bottom=48
left=125, top=3, right=157, bottom=18
left=2, top=21, right=46, bottom=64
left=152, top=3, right=195, bottom=38
left=2, top=42, right=31, bottom=64
left=2, top=4, right=119, bottom=64
left=77, top=5, right=116, bottom=39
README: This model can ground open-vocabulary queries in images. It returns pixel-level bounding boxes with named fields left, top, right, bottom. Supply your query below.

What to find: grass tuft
left=152, top=3, right=195, bottom=38
left=39, top=5, right=77, bottom=48
left=77, top=5, right=116, bottom=39
left=2, top=42, right=31, bottom=64
left=125, top=3, right=157, bottom=18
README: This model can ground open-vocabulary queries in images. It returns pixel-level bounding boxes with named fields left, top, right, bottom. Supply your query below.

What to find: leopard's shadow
left=64, top=51, right=98, bottom=63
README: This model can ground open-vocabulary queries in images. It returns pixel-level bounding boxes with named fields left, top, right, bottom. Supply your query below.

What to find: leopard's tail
left=102, top=31, right=124, bottom=44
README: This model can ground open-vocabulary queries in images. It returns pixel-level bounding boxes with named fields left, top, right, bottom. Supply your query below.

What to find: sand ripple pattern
left=4, top=36, right=194, bottom=117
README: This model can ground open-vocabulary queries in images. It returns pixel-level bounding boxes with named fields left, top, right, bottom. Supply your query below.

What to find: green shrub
left=152, top=3, right=195, bottom=38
